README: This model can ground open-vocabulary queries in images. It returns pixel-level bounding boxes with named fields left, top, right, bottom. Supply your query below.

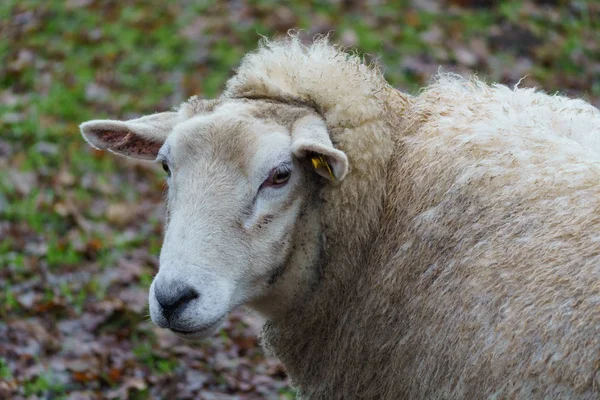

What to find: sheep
left=80, top=35, right=600, bottom=399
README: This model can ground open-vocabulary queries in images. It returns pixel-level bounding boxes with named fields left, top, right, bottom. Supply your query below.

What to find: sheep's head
left=80, top=99, right=348, bottom=339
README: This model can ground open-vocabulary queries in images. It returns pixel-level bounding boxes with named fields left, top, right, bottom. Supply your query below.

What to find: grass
left=22, top=370, right=67, bottom=398
left=0, top=357, right=13, bottom=381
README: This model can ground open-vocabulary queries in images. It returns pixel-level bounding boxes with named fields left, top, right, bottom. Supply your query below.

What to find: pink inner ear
left=100, top=130, right=129, bottom=145
left=110, top=132, right=162, bottom=158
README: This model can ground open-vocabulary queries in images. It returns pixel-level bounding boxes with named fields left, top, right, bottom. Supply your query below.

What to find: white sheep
left=80, top=36, right=600, bottom=399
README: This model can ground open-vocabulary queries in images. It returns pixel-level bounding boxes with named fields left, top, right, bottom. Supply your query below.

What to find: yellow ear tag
left=310, top=155, right=336, bottom=181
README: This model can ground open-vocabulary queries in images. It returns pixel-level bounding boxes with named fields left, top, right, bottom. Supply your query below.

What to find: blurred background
left=1, top=0, right=598, bottom=398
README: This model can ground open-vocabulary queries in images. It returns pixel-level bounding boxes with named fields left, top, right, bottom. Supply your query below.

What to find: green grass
left=0, top=358, right=13, bottom=381
left=22, top=370, right=67, bottom=398
left=133, top=341, right=179, bottom=375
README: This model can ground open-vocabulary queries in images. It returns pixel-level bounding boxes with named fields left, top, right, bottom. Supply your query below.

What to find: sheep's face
left=80, top=100, right=348, bottom=339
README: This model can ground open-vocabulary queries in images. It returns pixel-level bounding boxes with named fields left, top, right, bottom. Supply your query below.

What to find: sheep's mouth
left=169, top=316, right=226, bottom=339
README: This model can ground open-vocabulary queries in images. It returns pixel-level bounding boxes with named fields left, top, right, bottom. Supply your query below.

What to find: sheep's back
left=379, top=78, right=600, bottom=398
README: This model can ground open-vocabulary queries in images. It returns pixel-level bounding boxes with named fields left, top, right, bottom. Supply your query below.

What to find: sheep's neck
left=261, top=102, right=413, bottom=396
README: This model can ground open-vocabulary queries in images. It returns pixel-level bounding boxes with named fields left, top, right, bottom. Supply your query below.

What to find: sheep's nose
left=155, top=280, right=199, bottom=321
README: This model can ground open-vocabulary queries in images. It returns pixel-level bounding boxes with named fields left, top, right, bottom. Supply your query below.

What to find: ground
left=1, top=0, right=598, bottom=398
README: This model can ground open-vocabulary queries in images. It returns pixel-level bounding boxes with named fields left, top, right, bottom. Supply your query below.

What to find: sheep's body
left=81, top=36, right=600, bottom=398
left=225, top=38, right=600, bottom=398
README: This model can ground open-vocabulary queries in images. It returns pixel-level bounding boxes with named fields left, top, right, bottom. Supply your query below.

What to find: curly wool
left=226, top=35, right=600, bottom=399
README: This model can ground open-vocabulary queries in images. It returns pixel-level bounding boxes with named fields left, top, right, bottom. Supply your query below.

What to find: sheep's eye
left=262, top=165, right=291, bottom=189
left=162, top=160, right=171, bottom=177
left=272, top=169, right=291, bottom=185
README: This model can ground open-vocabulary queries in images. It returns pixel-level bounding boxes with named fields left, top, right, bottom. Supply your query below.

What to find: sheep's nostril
left=155, top=282, right=199, bottom=321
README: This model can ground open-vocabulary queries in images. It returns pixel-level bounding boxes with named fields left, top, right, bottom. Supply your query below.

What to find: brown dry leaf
left=106, top=203, right=136, bottom=226
left=107, top=376, right=147, bottom=399
left=107, top=367, right=124, bottom=382
left=57, top=168, right=76, bottom=186
left=72, top=370, right=98, bottom=383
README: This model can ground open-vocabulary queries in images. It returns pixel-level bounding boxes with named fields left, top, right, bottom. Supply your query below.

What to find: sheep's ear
left=79, top=111, right=179, bottom=160
left=291, top=115, right=348, bottom=181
